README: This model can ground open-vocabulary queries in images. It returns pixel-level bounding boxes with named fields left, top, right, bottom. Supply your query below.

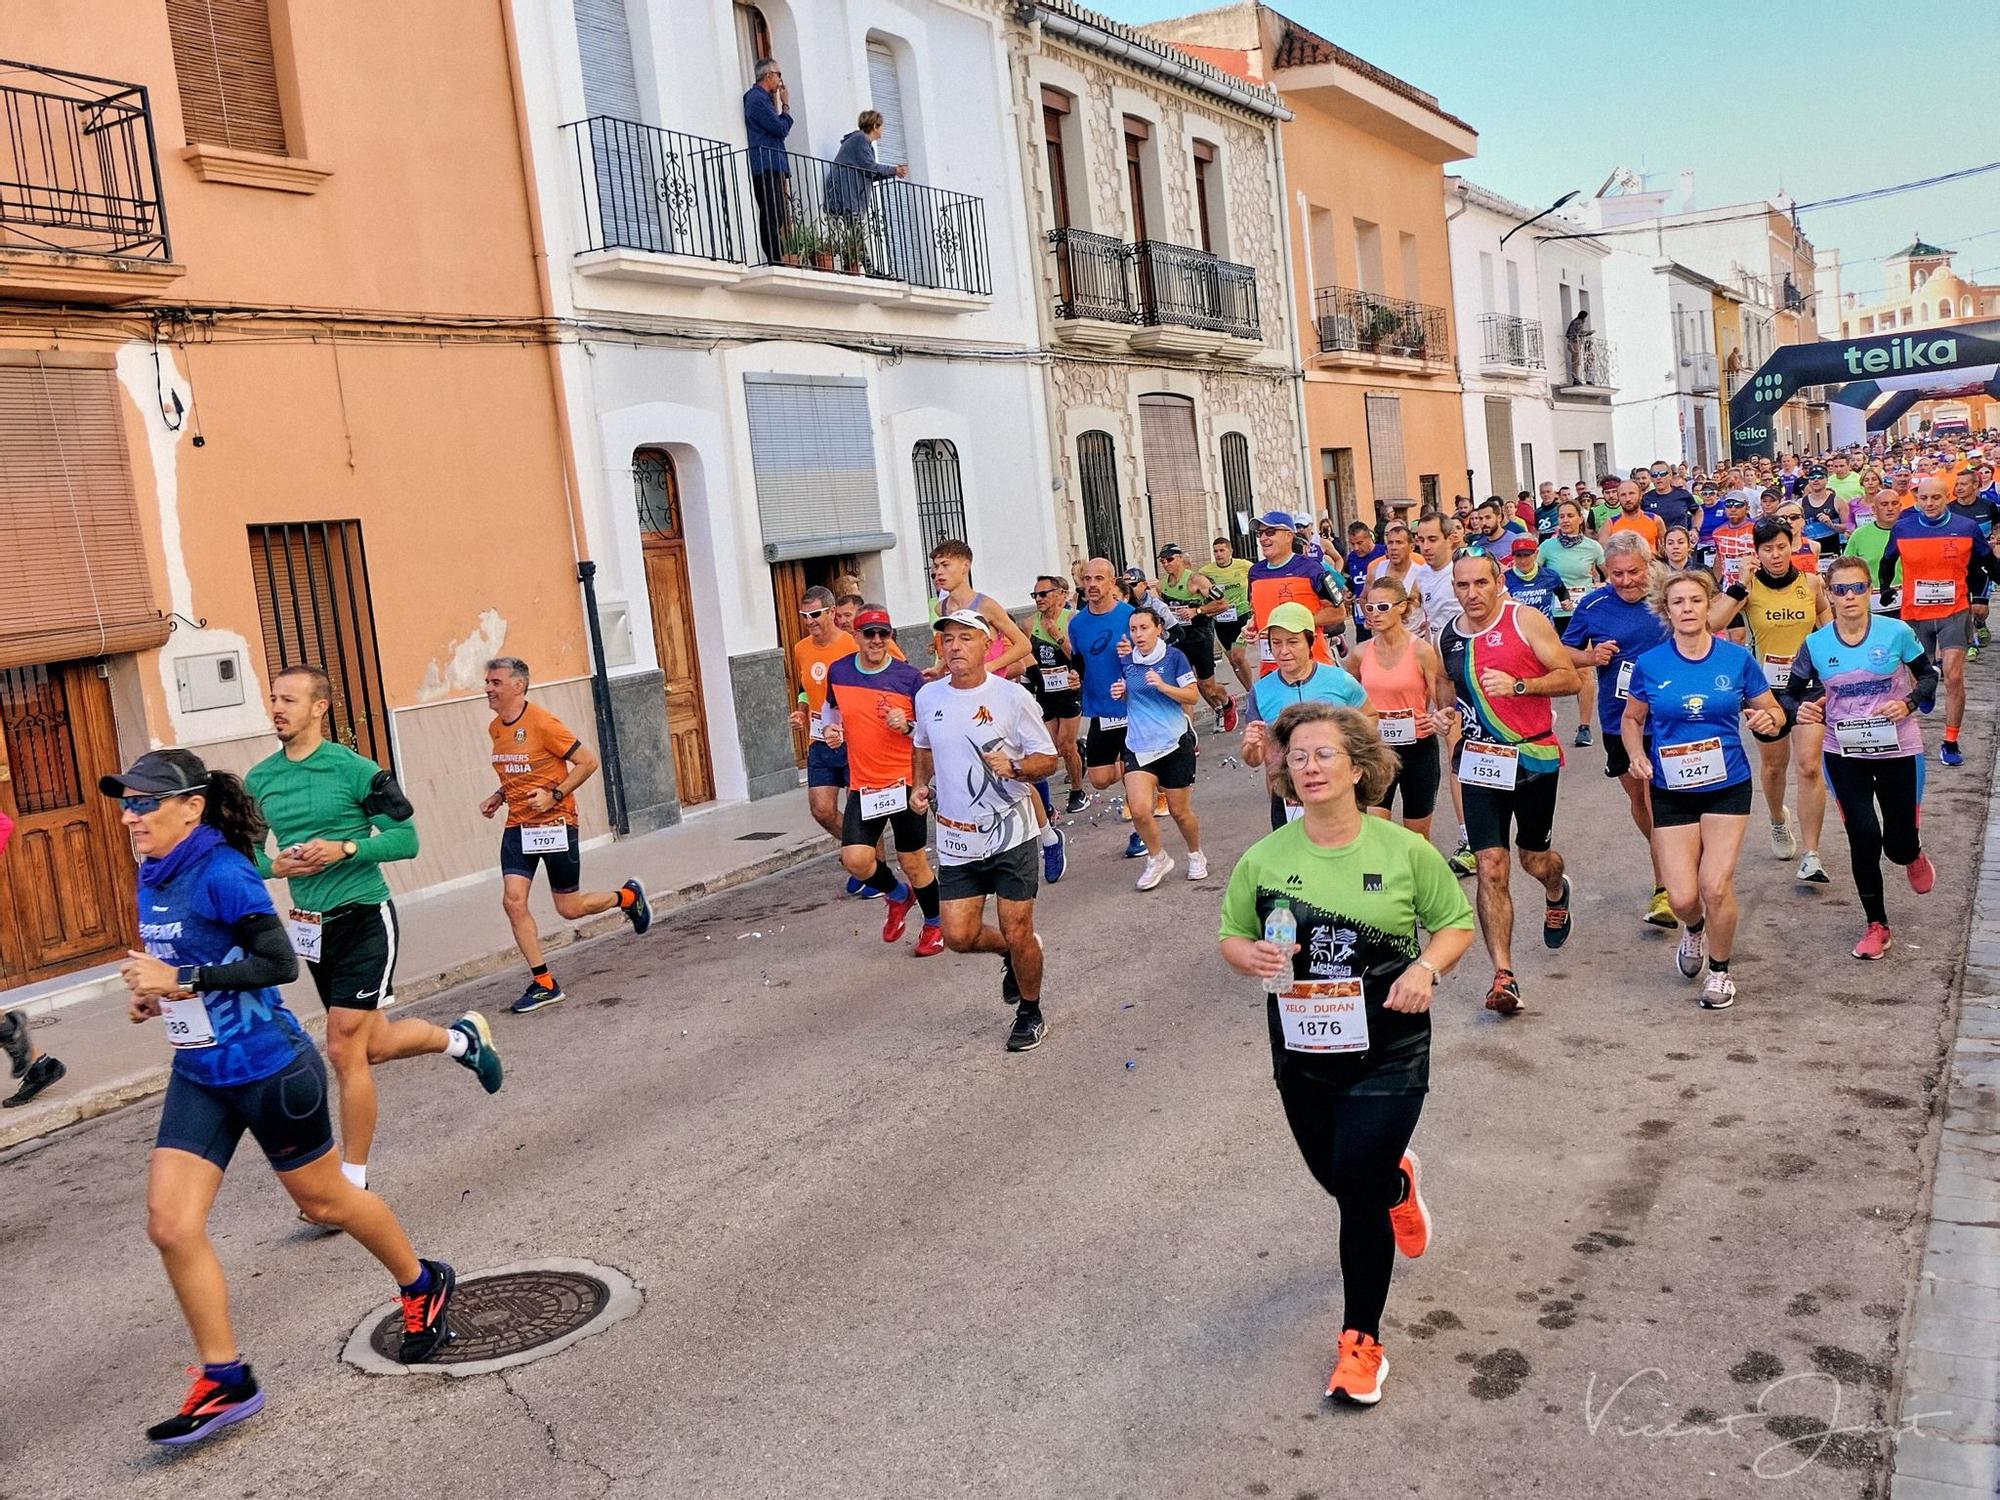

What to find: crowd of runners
left=29, top=430, right=1994, bottom=1440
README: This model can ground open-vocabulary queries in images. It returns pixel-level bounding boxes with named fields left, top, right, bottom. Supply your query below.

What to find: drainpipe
left=1270, top=121, right=1315, bottom=523
left=1445, top=183, right=1473, bottom=500
left=497, top=0, right=628, bottom=833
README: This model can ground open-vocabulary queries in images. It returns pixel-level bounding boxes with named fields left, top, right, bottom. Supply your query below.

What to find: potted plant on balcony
left=835, top=216, right=869, bottom=275
left=806, top=218, right=839, bottom=273
left=1361, top=303, right=1402, bottom=352
left=1398, top=319, right=1428, bottom=359
left=778, top=218, right=814, bottom=268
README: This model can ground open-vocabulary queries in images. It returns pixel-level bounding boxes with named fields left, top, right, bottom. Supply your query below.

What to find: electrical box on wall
left=175, top=652, right=245, bottom=712
left=596, top=601, right=636, bottom=670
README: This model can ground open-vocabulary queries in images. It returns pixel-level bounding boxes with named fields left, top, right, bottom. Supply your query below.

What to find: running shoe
left=882, top=888, right=916, bottom=944
left=1186, top=851, right=1209, bottom=882
left=1001, top=949, right=1022, bottom=1004
left=1484, top=969, right=1523, bottom=1017
left=1042, top=828, right=1068, bottom=885
left=1221, top=699, right=1240, bottom=734
left=2, top=1053, right=64, bottom=1108
left=1941, top=741, right=1965, bottom=767
left=1968, top=645, right=1981, bottom=664
left=1797, top=851, right=1829, bottom=884
left=398, top=1259, right=457, bottom=1364
left=1644, top=888, right=1679, bottom=930
left=1005, top=1005, right=1048, bottom=1052
left=1852, top=922, right=1893, bottom=961
left=1137, top=852, right=1176, bottom=891
left=0, top=1010, right=28, bottom=1078
left=146, top=1365, right=265, bottom=1446
left=509, top=979, right=566, bottom=1014
left=1447, top=841, right=1477, bottom=879
left=1064, top=789, right=1090, bottom=816
left=1124, top=831, right=1147, bottom=859
left=1389, top=1151, right=1430, bottom=1259
left=1326, top=1330, right=1389, bottom=1406
left=1769, top=811, right=1797, bottom=860
left=1573, top=724, right=1593, bottom=748
left=1675, top=924, right=1706, bottom=980
left=1908, top=852, right=1936, bottom=894
left=449, top=1013, right=503, bottom=1095
left=1543, top=877, right=1573, bottom=949
left=1699, top=970, right=1737, bottom=1010
left=621, top=879, right=652, bottom=935
left=914, top=921, right=944, bottom=958
left=845, top=875, right=865, bottom=897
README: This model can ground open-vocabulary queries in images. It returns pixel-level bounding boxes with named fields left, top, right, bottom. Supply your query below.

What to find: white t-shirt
left=912, top=673, right=1056, bottom=865
left=1410, top=561, right=1460, bottom=639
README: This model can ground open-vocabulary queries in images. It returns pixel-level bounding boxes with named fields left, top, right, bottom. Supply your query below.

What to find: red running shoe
left=914, top=921, right=945, bottom=957
left=1907, top=853, right=1935, bottom=895
left=882, top=888, right=915, bottom=944
left=1389, top=1150, right=1431, bottom=1258
left=1326, top=1329, right=1388, bottom=1405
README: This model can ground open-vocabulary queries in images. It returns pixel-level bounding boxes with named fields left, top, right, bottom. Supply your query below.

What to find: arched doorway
left=635, top=448, right=714, bottom=805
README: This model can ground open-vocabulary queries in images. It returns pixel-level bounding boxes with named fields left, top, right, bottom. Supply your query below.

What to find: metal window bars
left=0, top=59, right=170, bottom=260
left=1479, top=312, right=1544, bottom=369
left=1312, top=286, right=1449, bottom=364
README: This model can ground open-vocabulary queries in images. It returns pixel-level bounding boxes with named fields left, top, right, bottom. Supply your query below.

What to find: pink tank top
left=1356, top=634, right=1434, bottom=738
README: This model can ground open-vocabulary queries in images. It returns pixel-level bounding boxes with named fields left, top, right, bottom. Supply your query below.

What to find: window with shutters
left=735, top=4, right=774, bottom=84
left=911, top=441, right=966, bottom=560
left=1364, top=392, right=1410, bottom=507
left=1219, top=432, right=1253, bottom=554
left=743, top=375, right=891, bottom=563
left=1076, top=431, right=1127, bottom=572
left=1192, top=140, right=1223, bottom=256
left=0, top=357, right=168, bottom=669
left=865, top=38, right=908, bottom=169
left=1138, top=393, right=1207, bottom=559
left=165, top=0, right=289, bottom=154
left=247, top=522, right=391, bottom=770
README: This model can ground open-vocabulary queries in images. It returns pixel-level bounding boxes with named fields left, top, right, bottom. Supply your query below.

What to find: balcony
left=1478, top=312, right=1544, bottom=373
left=0, top=59, right=183, bottom=302
left=1311, top=286, right=1449, bottom=373
left=564, top=117, right=990, bottom=309
left=1684, top=349, right=1720, bottom=394
left=1800, top=384, right=1830, bottom=407
left=1048, top=229, right=1260, bottom=354
left=1555, top=333, right=1617, bottom=397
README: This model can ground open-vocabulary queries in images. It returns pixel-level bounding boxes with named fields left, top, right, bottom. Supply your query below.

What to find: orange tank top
left=1356, top=633, right=1434, bottom=738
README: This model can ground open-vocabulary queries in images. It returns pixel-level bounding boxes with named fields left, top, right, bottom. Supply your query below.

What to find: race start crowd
left=14, top=430, right=1993, bottom=1440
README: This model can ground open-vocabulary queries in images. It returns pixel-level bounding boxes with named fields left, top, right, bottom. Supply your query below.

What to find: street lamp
left=1499, top=189, right=1580, bottom=246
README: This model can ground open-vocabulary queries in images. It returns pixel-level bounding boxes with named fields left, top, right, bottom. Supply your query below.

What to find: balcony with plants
left=1310, top=286, right=1449, bottom=373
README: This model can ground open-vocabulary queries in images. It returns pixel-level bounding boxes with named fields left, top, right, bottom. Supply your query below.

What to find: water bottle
left=1262, top=899, right=1296, bottom=995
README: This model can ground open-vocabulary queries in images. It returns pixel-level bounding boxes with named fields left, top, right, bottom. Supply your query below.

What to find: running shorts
left=806, top=740, right=849, bottom=789
left=1174, top=622, right=1218, bottom=681
left=1122, top=729, right=1197, bottom=790
left=156, top=1045, right=334, bottom=1172
left=1084, top=717, right=1129, bottom=768
left=841, top=793, right=930, bottom=854
left=1216, top=618, right=1246, bottom=653
left=500, top=823, right=581, bottom=894
left=1649, top=779, right=1753, bottom=827
left=1461, top=770, right=1560, bottom=853
left=1374, top=736, right=1439, bottom=821
left=1035, top=691, right=1082, bottom=723
left=306, top=900, right=400, bottom=1012
left=936, top=840, right=1039, bottom=904
left=1911, top=610, right=1972, bottom=656
left=1603, top=729, right=1653, bottom=781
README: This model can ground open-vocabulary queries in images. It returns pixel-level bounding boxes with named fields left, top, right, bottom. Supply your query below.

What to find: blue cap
left=1255, top=509, right=1297, bottom=531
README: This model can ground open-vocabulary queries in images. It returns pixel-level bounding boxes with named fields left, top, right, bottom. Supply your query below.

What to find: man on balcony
left=744, top=58, right=794, bottom=264
left=1564, top=309, right=1591, bottom=386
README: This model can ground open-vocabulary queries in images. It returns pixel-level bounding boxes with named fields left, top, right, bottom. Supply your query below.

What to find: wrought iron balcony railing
left=1479, top=312, right=1543, bottom=369
left=1685, top=349, right=1720, bottom=393
left=1050, top=227, right=1139, bottom=323
left=1559, top=333, right=1616, bottom=389
left=565, top=118, right=742, bottom=263
left=1312, top=285, right=1449, bottom=364
left=1048, top=230, right=1259, bottom=338
left=0, top=58, right=169, bottom=260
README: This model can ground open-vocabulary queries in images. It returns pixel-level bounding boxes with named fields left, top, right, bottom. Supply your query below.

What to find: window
left=1399, top=231, right=1420, bottom=301
left=1363, top=393, right=1408, bottom=507
left=1519, top=443, right=1535, bottom=494
left=865, top=38, right=908, bottom=169
left=1504, top=259, right=1521, bottom=317
left=165, top=0, right=288, bottom=153
left=1138, top=394, right=1205, bottom=558
left=735, top=3, right=773, bottom=83
left=1308, top=206, right=1336, bottom=287
left=911, top=439, right=966, bottom=559
left=1041, top=89, right=1073, bottom=231
left=1221, top=432, right=1254, bottom=553
left=1076, top=430, right=1126, bottom=571
left=1122, top=116, right=1154, bottom=242
left=1478, top=251, right=1495, bottom=314
left=0, top=667, right=81, bottom=815
left=1318, top=448, right=1353, bottom=532
left=634, top=448, right=681, bottom=537
left=742, top=375, right=888, bottom=562
left=247, top=522, right=391, bottom=769
left=1192, top=140, right=1220, bottom=255
left=1354, top=219, right=1384, bottom=293
left=1578, top=287, right=1591, bottom=319
left=1559, top=282, right=1573, bottom=327
left=1482, top=396, right=1516, bottom=495
left=1419, top=474, right=1441, bottom=512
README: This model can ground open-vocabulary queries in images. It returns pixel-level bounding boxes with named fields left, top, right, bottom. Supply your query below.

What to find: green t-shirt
left=1537, top=535, right=1605, bottom=598
left=1206, top=557, right=1252, bottom=613
left=246, top=739, right=419, bottom=912
left=1221, top=816, right=1473, bottom=1092
left=1844, top=521, right=1902, bottom=590
left=1590, top=503, right=1619, bottom=535
left=1827, top=473, right=1865, bottom=502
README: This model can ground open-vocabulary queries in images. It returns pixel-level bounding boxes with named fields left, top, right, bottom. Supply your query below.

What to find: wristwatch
left=176, top=964, right=202, bottom=995
left=550, top=786, right=567, bottom=805
left=1413, top=958, right=1443, bottom=985
left=1511, top=678, right=1528, bottom=696
left=340, top=840, right=358, bottom=858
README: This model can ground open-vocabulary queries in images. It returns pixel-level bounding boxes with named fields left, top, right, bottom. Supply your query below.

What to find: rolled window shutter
left=744, top=376, right=891, bottom=560
left=166, top=0, right=289, bottom=154
left=866, top=41, right=907, bottom=167
left=1138, top=393, right=1208, bottom=556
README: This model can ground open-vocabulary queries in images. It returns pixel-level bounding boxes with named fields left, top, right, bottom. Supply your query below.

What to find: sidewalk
left=0, top=788, right=834, bottom=1152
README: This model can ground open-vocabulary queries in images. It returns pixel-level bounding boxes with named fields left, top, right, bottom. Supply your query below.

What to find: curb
left=0, top=834, right=836, bottom=1155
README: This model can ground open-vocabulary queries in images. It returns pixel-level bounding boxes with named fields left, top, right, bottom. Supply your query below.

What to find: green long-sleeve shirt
left=245, top=740, right=418, bottom=912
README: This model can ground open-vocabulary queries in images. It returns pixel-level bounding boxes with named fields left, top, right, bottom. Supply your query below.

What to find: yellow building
left=1836, top=235, right=2000, bottom=435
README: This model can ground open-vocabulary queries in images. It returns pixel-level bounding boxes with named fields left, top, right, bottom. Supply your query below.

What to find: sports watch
left=176, top=964, right=202, bottom=994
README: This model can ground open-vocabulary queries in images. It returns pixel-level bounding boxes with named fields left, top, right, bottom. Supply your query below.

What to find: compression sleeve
left=193, top=912, right=299, bottom=992
left=1907, top=647, right=1940, bottom=714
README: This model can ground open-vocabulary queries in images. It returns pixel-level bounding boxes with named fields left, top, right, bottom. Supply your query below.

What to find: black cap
left=99, top=749, right=207, bottom=799
left=1156, top=542, right=1185, bottom=561
left=1121, top=566, right=1147, bottom=585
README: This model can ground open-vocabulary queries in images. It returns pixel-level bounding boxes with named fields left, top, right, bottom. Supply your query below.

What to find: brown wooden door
left=634, top=450, right=715, bottom=806
left=0, top=661, right=138, bottom=986
left=770, top=559, right=811, bottom=767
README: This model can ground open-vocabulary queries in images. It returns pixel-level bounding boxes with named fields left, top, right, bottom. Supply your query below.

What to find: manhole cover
left=342, top=1257, right=641, bottom=1377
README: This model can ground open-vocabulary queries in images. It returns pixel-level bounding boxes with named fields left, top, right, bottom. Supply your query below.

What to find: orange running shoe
left=1389, top=1150, right=1431, bottom=1259
left=1326, top=1329, right=1388, bottom=1406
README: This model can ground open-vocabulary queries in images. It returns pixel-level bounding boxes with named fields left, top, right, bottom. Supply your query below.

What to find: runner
left=1708, top=522, right=1833, bottom=878
left=1537, top=502, right=1605, bottom=747
left=1798, top=468, right=1845, bottom=545
left=1438, top=553, right=1582, bottom=1015
left=1844, top=485, right=1903, bottom=605
left=913, top=611, right=1060, bottom=1052
left=1882, top=476, right=1996, bottom=767
left=1208, top=535, right=1255, bottom=692
left=1562, top=533, right=1676, bottom=928
left=1502, top=536, right=1571, bottom=619
left=107, top=749, right=456, bottom=1445
left=479, top=657, right=651, bottom=1012
left=1604, top=480, right=1666, bottom=553
left=821, top=606, right=944, bottom=957
left=1780, top=555, right=1939, bottom=960
left=1408, top=514, right=1476, bottom=876
left=790, top=586, right=857, bottom=855
left=1343, top=522, right=1385, bottom=636
left=1157, top=542, right=1237, bottom=729
left=1218, top=702, right=1474, bottom=1406
left=1622, top=571, right=1786, bottom=1010
left=1644, top=463, right=1699, bottom=534
left=1027, top=575, right=1089, bottom=814
left=1243, top=601, right=1371, bottom=830
left=1111, top=605, right=1207, bottom=889
left=1947, top=469, right=2000, bottom=651
left=1366, top=521, right=1421, bottom=595
left=832, top=591, right=865, bottom=636
left=1708, top=492, right=1758, bottom=591
left=1660, top=526, right=1696, bottom=572
left=1353, top=580, right=1448, bottom=839
left=1245, top=509, right=1347, bottom=679
left=1069, top=557, right=1144, bottom=856
left=248, top=666, right=500, bottom=1205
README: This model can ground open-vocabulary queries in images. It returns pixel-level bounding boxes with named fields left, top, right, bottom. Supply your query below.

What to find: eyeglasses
left=1829, top=581, right=1871, bottom=597
left=799, top=608, right=826, bottom=622
left=120, top=787, right=201, bottom=815
left=1285, top=746, right=1350, bottom=769
left=859, top=627, right=894, bottom=639
left=1256, top=526, right=1286, bottom=538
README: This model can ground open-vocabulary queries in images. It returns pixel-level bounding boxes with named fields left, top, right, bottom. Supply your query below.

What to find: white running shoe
left=1137, top=852, right=1176, bottom=891
left=1769, top=812, right=1797, bottom=861
left=1186, top=851, right=1209, bottom=881
left=1797, top=850, right=1829, bottom=884
left=1700, top=970, right=1737, bottom=1010
left=1675, top=924, right=1706, bottom=980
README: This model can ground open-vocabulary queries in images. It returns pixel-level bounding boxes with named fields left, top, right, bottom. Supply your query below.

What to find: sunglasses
left=799, top=608, right=826, bottom=622
left=1829, top=581, right=1871, bottom=597
left=859, top=627, right=894, bottom=639
left=120, top=787, right=202, bottom=815
left=1363, top=600, right=1398, bottom=614
left=1030, top=588, right=1061, bottom=599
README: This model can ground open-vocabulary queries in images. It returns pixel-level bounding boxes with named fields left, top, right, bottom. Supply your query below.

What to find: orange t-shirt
left=489, top=702, right=581, bottom=827
left=794, top=629, right=857, bottom=737
left=1606, top=511, right=1666, bottom=552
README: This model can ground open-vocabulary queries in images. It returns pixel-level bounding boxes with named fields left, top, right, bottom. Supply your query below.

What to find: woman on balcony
left=827, top=110, right=907, bottom=271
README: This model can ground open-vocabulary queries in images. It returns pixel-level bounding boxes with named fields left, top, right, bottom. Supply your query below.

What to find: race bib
left=1615, top=659, right=1635, bottom=700
left=1259, top=635, right=1275, bottom=664
left=1458, top=740, right=1519, bottom=789
left=1378, top=709, right=1417, bottom=745
left=1660, top=736, right=1726, bottom=788
left=808, top=710, right=828, bottom=742
left=1833, top=716, right=1901, bottom=758
left=286, top=909, right=323, bottom=964
left=1096, top=715, right=1127, bottom=731
left=1216, top=606, right=1239, bottom=623
left=1040, top=668, right=1073, bottom=693
left=521, top=823, right=569, bottom=854
left=1914, top=579, right=1956, bottom=607
left=1277, top=979, right=1369, bottom=1055
left=161, top=995, right=217, bottom=1050
left=859, top=784, right=908, bottom=819
left=1762, top=654, right=1792, bottom=691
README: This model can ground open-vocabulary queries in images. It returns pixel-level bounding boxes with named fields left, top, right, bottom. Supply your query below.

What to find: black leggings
left=1275, top=1070, right=1424, bottom=1340
left=1823, top=752, right=1922, bottom=926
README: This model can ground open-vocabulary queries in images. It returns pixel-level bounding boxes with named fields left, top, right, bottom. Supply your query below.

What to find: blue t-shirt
left=1120, top=643, right=1197, bottom=757
left=1249, top=661, right=1369, bottom=722
left=1504, top=565, right=1570, bottom=619
left=1646, top=488, right=1697, bottom=531
left=1696, top=500, right=1732, bottom=542
left=1344, top=546, right=1384, bottom=597
left=1627, top=637, right=1769, bottom=792
left=1067, top=602, right=1136, bottom=720
left=1561, top=585, right=1670, bottom=733
left=136, top=826, right=309, bottom=1088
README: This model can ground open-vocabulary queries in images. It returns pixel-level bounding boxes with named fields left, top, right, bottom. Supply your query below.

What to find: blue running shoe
left=845, top=875, right=865, bottom=896
left=1043, top=827, right=1067, bottom=884
left=621, top=879, right=652, bottom=935
left=510, top=979, right=566, bottom=1014
left=1941, top=741, right=1965, bottom=767
left=449, top=1012, right=503, bottom=1094
left=147, top=1366, right=265, bottom=1446
left=1124, top=831, right=1146, bottom=859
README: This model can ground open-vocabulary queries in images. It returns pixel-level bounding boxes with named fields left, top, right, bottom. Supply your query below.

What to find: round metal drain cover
left=342, top=1257, right=641, bottom=1377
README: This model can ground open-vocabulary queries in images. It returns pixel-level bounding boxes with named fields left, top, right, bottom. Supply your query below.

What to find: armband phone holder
left=362, top=770, right=415, bottom=821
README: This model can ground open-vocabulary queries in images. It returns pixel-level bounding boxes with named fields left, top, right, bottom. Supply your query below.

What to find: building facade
left=0, top=5, right=587, bottom=995
left=1597, top=255, right=1731, bottom=471
left=1832, top=236, right=2000, bottom=438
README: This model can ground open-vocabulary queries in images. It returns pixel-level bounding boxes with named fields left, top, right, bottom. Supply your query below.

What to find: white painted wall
left=1445, top=187, right=1553, bottom=500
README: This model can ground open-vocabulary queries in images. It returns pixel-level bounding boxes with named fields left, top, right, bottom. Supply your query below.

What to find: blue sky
left=1096, top=0, right=2000, bottom=305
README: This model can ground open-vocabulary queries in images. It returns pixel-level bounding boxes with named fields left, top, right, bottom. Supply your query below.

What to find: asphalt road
left=2, top=689, right=1985, bottom=1500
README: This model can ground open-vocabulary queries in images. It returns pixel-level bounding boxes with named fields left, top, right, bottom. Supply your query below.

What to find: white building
left=509, top=0, right=1056, bottom=819
left=1445, top=179, right=1616, bottom=498
left=1597, top=251, right=1731, bottom=471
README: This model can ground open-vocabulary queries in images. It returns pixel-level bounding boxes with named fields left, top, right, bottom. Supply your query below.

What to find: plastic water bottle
left=1262, top=899, right=1296, bottom=995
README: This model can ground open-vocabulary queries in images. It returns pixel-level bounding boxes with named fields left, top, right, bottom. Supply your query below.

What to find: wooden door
left=634, top=451, right=715, bottom=806
left=771, top=559, right=811, bottom=767
left=0, top=661, right=138, bottom=986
